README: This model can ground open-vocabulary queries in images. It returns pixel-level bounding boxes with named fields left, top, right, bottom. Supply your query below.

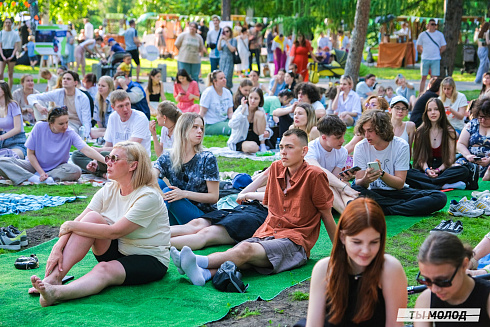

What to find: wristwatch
left=380, top=170, right=385, bottom=177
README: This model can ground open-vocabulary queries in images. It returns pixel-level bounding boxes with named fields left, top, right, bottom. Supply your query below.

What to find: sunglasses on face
left=104, top=154, right=130, bottom=164
left=416, top=264, right=460, bottom=288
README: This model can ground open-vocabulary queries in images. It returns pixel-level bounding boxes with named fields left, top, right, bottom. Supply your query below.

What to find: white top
left=337, top=90, right=362, bottom=115
left=439, top=92, right=468, bottom=131
left=88, top=183, right=170, bottom=267
left=47, top=76, right=58, bottom=92
left=206, top=28, right=222, bottom=59
left=416, top=30, right=446, bottom=60
left=79, top=39, right=96, bottom=51
left=27, top=88, right=92, bottom=138
left=0, top=30, right=20, bottom=49
left=104, top=109, right=151, bottom=156
left=305, top=138, right=348, bottom=172
left=312, top=100, right=325, bottom=111
left=200, top=86, right=233, bottom=125
left=353, top=136, right=410, bottom=190
left=318, top=37, right=332, bottom=49
left=84, top=22, right=94, bottom=39
left=160, top=126, right=174, bottom=150
left=227, top=104, right=267, bottom=150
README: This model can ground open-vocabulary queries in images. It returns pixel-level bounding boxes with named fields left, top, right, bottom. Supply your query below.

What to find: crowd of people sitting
left=2, top=23, right=490, bottom=323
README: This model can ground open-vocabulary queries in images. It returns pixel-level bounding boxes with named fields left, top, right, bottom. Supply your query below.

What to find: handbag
left=212, top=261, right=248, bottom=293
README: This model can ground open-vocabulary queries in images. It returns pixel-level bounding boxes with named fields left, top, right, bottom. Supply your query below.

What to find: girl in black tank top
left=415, top=232, right=490, bottom=327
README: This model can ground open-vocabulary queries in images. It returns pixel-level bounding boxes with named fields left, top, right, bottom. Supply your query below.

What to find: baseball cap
left=108, top=38, right=115, bottom=43
left=232, top=173, right=253, bottom=190
left=390, top=95, right=409, bottom=108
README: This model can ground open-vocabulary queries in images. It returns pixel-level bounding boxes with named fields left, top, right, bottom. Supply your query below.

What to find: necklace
left=430, top=129, right=441, bottom=141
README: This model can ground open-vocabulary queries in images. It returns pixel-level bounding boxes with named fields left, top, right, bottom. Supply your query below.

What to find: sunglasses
left=104, top=154, right=131, bottom=164
left=416, top=264, right=460, bottom=288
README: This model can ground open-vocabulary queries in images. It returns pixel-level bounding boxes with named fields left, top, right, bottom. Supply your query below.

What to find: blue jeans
left=210, top=57, right=220, bottom=72
left=0, top=131, right=27, bottom=157
left=475, top=46, right=490, bottom=83
left=158, top=179, right=204, bottom=225
left=177, top=61, right=201, bottom=83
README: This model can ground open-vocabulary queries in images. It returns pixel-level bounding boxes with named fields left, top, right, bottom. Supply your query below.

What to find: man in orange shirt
left=171, top=129, right=336, bottom=286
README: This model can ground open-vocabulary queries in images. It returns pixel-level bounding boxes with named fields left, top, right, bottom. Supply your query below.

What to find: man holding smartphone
left=305, top=115, right=359, bottom=213
left=352, top=110, right=447, bottom=216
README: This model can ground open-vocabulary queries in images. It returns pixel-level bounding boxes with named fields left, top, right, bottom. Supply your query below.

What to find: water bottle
left=275, top=138, right=280, bottom=151
left=267, top=114, right=276, bottom=127
left=79, top=126, right=86, bottom=141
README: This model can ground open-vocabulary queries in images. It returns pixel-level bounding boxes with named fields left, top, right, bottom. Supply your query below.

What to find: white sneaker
left=471, top=197, right=490, bottom=215
left=471, top=190, right=490, bottom=200
left=448, top=197, right=485, bottom=218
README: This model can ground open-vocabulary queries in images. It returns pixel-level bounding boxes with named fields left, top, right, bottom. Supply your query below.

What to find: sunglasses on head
left=104, top=154, right=130, bottom=164
left=416, top=264, right=460, bottom=288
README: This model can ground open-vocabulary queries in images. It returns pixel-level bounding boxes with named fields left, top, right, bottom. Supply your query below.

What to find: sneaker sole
left=448, top=210, right=483, bottom=218
left=0, top=242, right=21, bottom=250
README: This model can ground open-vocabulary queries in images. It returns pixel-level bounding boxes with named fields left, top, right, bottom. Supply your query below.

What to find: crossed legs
left=170, top=218, right=235, bottom=250
left=29, top=212, right=126, bottom=306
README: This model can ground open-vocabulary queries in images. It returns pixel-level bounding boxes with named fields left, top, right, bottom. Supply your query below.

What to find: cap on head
left=108, top=38, right=115, bottom=43
left=390, top=95, right=409, bottom=108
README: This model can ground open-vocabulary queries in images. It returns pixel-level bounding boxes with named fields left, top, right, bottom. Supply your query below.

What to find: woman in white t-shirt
left=332, top=75, right=362, bottom=126
left=0, top=17, right=21, bottom=89
left=439, top=77, right=467, bottom=134
left=28, top=141, right=170, bottom=307
left=150, top=100, right=182, bottom=157
left=199, top=70, right=233, bottom=135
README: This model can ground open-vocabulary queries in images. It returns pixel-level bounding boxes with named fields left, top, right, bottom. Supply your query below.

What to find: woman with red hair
left=300, top=197, right=407, bottom=326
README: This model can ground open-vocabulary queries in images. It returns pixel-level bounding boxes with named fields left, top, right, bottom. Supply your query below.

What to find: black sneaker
left=430, top=220, right=452, bottom=234
left=466, top=162, right=480, bottom=190
left=6, top=225, right=27, bottom=246
left=0, top=230, right=21, bottom=250
left=446, top=220, right=463, bottom=235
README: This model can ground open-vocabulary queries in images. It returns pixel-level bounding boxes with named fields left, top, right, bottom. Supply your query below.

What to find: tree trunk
left=344, top=0, right=371, bottom=86
left=221, top=0, right=231, bottom=21
left=441, top=0, right=463, bottom=76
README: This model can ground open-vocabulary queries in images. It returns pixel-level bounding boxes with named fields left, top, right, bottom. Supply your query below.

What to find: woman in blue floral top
left=153, top=112, right=220, bottom=225
left=456, top=97, right=490, bottom=181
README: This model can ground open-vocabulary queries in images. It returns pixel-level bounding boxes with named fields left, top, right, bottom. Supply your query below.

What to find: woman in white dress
left=236, top=27, right=250, bottom=77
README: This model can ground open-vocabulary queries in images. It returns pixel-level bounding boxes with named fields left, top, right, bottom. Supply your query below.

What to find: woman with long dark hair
left=145, top=68, right=166, bottom=117
left=173, top=68, right=200, bottom=113
left=301, top=197, right=407, bottom=326
left=407, top=98, right=469, bottom=190
left=414, top=232, right=490, bottom=327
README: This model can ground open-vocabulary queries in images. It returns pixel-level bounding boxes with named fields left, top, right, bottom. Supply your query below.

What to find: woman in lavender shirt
left=0, top=107, right=105, bottom=184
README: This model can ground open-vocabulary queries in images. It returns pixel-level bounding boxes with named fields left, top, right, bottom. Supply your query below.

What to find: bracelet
left=435, top=168, right=440, bottom=173
left=425, top=167, right=430, bottom=173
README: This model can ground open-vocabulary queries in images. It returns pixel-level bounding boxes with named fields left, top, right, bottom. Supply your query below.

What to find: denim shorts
left=421, top=59, right=440, bottom=76
left=0, top=131, right=27, bottom=157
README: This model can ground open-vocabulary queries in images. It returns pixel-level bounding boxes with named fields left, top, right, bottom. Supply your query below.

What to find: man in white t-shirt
left=416, top=19, right=446, bottom=94
left=72, top=90, right=151, bottom=177
left=305, top=115, right=358, bottom=213
left=352, top=109, right=447, bottom=216
left=83, top=18, right=94, bottom=40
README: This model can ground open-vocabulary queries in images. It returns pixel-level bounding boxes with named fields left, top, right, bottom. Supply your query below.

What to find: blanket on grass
left=1, top=184, right=487, bottom=326
left=207, top=147, right=279, bottom=161
left=0, top=194, right=86, bottom=216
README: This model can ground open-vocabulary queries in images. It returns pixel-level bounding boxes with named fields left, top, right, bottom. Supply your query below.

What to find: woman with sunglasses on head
left=407, top=98, right=470, bottom=190
left=153, top=113, right=219, bottom=226
left=300, top=198, right=407, bottom=327
left=29, top=141, right=170, bottom=307
left=0, top=81, right=27, bottom=159
left=456, top=97, right=490, bottom=181
left=218, top=26, right=237, bottom=90
left=0, top=107, right=105, bottom=185
left=414, top=232, right=490, bottom=327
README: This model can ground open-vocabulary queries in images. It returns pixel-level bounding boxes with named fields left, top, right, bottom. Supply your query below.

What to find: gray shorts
left=243, top=236, right=308, bottom=275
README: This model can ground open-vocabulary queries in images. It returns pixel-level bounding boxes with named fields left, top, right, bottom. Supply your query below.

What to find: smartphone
left=62, top=275, right=74, bottom=284
left=367, top=161, right=381, bottom=171
left=339, top=166, right=361, bottom=176
left=474, top=156, right=482, bottom=161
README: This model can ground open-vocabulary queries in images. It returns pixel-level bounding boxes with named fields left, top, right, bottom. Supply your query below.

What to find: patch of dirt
left=22, top=225, right=310, bottom=326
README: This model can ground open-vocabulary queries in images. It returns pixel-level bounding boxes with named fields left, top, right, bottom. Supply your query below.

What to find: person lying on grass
left=170, top=167, right=269, bottom=251
left=171, top=129, right=336, bottom=286
left=29, top=142, right=170, bottom=307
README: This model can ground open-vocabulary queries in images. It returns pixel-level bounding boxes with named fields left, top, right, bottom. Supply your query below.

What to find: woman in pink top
left=173, top=69, right=200, bottom=113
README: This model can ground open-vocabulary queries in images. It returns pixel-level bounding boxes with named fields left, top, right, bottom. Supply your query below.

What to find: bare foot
left=28, top=272, right=62, bottom=294
left=30, top=275, right=57, bottom=307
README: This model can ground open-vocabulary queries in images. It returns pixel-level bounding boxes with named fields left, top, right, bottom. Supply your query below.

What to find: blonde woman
left=29, top=142, right=170, bottom=306
left=438, top=77, right=467, bottom=134
left=153, top=113, right=219, bottom=225
left=290, top=102, right=320, bottom=140
left=331, top=75, right=362, bottom=126
left=91, top=76, right=114, bottom=139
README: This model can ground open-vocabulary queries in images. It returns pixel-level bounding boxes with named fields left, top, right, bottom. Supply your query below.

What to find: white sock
left=181, top=246, right=210, bottom=286
left=170, top=246, right=185, bottom=275
left=260, top=144, right=267, bottom=152
left=27, top=175, right=40, bottom=183
left=44, top=177, right=55, bottom=185
left=196, top=255, right=209, bottom=268
left=442, top=181, right=466, bottom=190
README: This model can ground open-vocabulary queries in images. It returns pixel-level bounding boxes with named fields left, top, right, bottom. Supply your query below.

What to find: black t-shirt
left=20, top=25, right=29, bottom=45
left=410, top=90, right=438, bottom=128
left=199, top=25, right=209, bottom=46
